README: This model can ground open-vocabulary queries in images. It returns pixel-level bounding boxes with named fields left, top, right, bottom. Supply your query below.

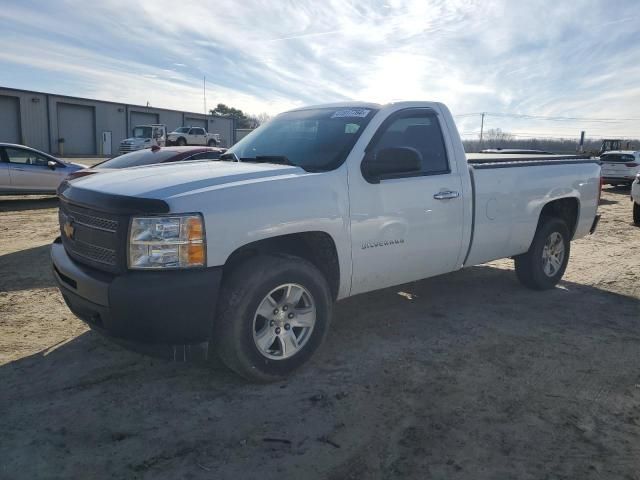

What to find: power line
left=454, top=112, right=640, bottom=123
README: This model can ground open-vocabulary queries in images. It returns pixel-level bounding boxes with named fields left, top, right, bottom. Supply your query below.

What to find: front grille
left=59, top=201, right=127, bottom=273
left=119, top=144, right=139, bottom=153
left=61, top=208, right=118, bottom=232
left=65, top=234, right=116, bottom=265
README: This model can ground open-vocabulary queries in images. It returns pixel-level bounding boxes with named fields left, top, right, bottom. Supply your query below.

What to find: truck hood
left=69, top=161, right=306, bottom=200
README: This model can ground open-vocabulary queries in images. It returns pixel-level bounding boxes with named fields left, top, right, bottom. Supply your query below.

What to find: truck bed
left=463, top=155, right=601, bottom=268
left=467, top=153, right=592, bottom=166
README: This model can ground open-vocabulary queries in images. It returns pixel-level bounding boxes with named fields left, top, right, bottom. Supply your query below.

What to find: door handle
left=433, top=190, right=460, bottom=200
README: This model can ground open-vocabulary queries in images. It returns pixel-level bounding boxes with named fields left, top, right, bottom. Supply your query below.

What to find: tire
left=207, top=139, right=217, bottom=147
left=634, top=202, right=640, bottom=225
left=214, top=254, right=332, bottom=382
left=514, top=217, right=571, bottom=290
left=177, top=137, right=187, bottom=146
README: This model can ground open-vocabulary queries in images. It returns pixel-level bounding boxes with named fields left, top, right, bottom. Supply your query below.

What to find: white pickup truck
left=52, top=101, right=601, bottom=381
left=166, top=127, right=221, bottom=147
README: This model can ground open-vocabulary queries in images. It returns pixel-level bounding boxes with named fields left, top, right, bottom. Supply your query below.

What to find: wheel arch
left=222, top=231, right=341, bottom=300
left=537, top=196, right=580, bottom=238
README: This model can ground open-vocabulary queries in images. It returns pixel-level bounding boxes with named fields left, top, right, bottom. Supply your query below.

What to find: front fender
left=165, top=168, right=353, bottom=299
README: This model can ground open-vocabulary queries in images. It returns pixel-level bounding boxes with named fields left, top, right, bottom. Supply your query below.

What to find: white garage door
left=130, top=111, right=159, bottom=132
left=0, top=96, right=21, bottom=144
left=57, top=103, right=96, bottom=155
left=185, top=117, right=207, bottom=130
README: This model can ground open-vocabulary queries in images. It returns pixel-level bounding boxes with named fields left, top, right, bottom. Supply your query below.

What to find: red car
left=68, top=146, right=226, bottom=180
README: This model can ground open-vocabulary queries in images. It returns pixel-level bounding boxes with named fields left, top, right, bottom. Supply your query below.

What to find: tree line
left=463, top=128, right=639, bottom=154
left=209, top=104, right=271, bottom=129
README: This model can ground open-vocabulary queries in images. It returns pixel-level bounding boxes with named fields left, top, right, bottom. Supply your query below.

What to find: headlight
left=128, top=214, right=205, bottom=269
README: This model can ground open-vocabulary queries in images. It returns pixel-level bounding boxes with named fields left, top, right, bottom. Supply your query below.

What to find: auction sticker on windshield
left=331, top=108, right=371, bottom=118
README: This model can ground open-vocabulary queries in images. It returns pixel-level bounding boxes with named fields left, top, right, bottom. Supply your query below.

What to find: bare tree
left=483, top=128, right=514, bottom=143
left=254, top=112, right=272, bottom=126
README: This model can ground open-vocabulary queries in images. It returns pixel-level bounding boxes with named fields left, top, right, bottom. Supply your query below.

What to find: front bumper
left=602, top=176, right=635, bottom=184
left=51, top=238, right=222, bottom=358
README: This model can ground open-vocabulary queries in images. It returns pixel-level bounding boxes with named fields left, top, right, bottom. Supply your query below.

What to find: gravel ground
left=1, top=187, right=639, bottom=480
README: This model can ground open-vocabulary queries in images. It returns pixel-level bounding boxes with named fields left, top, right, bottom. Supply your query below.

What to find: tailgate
left=601, top=154, right=637, bottom=177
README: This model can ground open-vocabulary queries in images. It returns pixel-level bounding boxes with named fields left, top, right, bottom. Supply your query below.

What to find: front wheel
left=634, top=202, right=640, bottom=225
left=214, top=254, right=332, bottom=382
left=514, top=217, right=571, bottom=290
left=177, top=137, right=187, bottom=146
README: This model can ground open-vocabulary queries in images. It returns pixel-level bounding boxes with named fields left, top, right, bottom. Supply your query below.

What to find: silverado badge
left=63, top=218, right=75, bottom=240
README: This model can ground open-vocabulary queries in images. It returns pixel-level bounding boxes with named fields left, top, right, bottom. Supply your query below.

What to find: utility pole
left=479, top=112, right=486, bottom=146
left=579, top=130, right=585, bottom=153
left=203, top=76, right=207, bottom=116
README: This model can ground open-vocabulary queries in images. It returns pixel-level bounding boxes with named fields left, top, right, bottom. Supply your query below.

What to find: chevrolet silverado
left=51, top=101, right=601, bottom=381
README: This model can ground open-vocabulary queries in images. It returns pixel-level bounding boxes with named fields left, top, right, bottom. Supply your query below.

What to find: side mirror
left=47, top=160, right=57, bottom=170
left=361, top=147, right=422, bottom=183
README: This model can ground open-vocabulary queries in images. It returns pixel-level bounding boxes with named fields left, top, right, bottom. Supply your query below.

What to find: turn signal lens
left=187, top=243, right=205, bottom=265
left=186, top=216, right=204, bottom=241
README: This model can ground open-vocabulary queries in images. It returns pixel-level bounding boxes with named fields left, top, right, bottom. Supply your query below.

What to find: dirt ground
left=1, top=186, right=639, bottom=480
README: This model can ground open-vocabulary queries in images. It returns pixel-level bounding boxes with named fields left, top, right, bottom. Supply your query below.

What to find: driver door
left=348, top=108, right=465, bottom=295
left=189, top=128, right=204, bottom=145
left=5, top=147, right=65, bottom=192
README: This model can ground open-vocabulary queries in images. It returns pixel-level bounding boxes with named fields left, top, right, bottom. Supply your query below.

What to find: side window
left=189, top=128, right=198, bottom=135
left=369, top=111, right=449, bottom=175
left=5, top=148, right=51, bottom=167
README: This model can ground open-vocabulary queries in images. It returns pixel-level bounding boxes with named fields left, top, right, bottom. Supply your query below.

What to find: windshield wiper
left=221, top=153, right=307, bottom=170
left=243, top=155, right=295, bottom=166
left=219, top=151, right=239, bottom=161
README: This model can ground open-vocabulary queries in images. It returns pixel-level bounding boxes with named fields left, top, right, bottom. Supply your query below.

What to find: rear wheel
left=177, top=137, right=187, bottom=146
left=215, top=254, right=332, bottom=382
left=207, top=139, right=217, bottom=147
left=634, top=202, right=640, bottom=225
left=514, top=217, right=570, bottom=290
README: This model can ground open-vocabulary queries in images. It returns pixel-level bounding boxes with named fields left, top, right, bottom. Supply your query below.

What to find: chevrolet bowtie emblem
left=64, top=219, right=75, bottom=239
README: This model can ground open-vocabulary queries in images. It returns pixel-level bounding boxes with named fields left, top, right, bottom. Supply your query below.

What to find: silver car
left=0, top=143, right=86, bottom=195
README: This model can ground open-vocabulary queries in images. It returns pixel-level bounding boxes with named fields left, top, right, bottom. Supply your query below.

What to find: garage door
left=57, top=103, right=96, bottom=155
left=0, top=96, right=21, bottom=144
left=130, top=111, right=159, bottom=132
left=185, top=117, right=207, bottom=130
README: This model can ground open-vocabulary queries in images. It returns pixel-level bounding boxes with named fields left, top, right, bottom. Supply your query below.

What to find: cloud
left=0, top=0, right=639, bottom=137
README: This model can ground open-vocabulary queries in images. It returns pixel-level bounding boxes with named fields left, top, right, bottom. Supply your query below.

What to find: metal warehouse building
left=0, top=86, right=236, bottom=156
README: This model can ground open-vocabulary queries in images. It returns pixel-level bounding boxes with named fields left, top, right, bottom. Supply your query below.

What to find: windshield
left=97, top=149, right=179, bottom=169
left=173, top=127, right=190, bottom=133
left=133, top=126, right=152, bottom=138
left=227, top=107, right=378, bottom=171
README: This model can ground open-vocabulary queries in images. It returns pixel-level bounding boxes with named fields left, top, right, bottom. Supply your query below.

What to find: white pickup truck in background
left=167, top=127, right=221, bottom=147
left=52, top=101, right=601, bottom=381
left=118, top=124, right=166, bottom=154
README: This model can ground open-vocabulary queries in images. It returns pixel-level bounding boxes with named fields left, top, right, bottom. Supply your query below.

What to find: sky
left=1, top=0, right=639, bottom=140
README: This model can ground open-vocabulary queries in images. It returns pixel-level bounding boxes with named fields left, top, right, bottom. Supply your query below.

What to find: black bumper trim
left=602, top=177, right=635, bottom=183
left=590, top=214, right=601, bottom=234
left=52, top=241, right=222, bottom=345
